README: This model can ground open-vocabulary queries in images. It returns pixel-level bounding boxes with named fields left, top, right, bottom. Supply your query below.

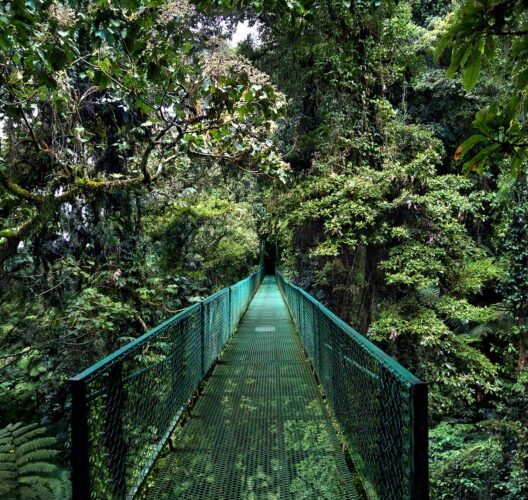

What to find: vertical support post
left=228, top=287, right=233, bottom=335
left=378, top=366, right=397, bottom=500
left=200, top=302, right=206, bottom=376
left=300, top=297, right=305, bottom=340
left=411, top=381, right=429, bottom=499
left=304, top=300, right=310, bottom=358
left=70, top=377, right=90, bottom=500
left=170, top=323, right=184, bottom=413
left=315, top=304, right=322, bottom=376
left=106, top=362, right=126, bottom=499
left=378, top=368, right=427, bottom=500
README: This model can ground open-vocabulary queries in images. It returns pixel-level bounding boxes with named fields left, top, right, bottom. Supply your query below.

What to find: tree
left=435, top=0, right=528, bottom=176
left=435, top=0, right=528, bottom=370
left=0, top=0, right=283, bottom=479
left=0, top=0, right=286, bottom=264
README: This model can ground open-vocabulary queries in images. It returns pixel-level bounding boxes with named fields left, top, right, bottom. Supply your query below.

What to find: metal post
left=200, top=302, right=206, bottom=376
left=106, top=362, right=127, bottom=498
left=378, top=367, right=425, bottom=500
left=228, top=287, right=233, bottom=335
left=300, top=297, right=304, bottom=340
left=315, top=304, right=322, bottom=375
left=70, top=378, right=90, bottom=500
left=411, top=381, right=429, bottom=499
left=378, top=366, right=397, bottom=499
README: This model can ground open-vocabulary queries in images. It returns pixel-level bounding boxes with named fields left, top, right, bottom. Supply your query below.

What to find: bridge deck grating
left=144, top=276, right=361, bottom=499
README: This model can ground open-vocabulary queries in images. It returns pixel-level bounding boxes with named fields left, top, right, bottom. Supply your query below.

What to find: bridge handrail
left=69, top=268, right=264, bottom=499
left=276, top=269, right=428, bottom=500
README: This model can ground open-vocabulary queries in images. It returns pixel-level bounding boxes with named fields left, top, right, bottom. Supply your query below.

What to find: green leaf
left=504, top=95, right=520, bottom=125
left=460, top=45, right=472, bottom=68
left=434, top=34, right=451, bottom=62
left=462, top=144, right=500, bottom=174
left=447, top=44, right=467, bottom=78
left=0, top=31, right=9, bottom=50
left=511, top=156, right=522, bottom=178
left=458, top=134, right=488, bottom=160
left=95, top=29, right=106, bottom=41
left=98, top=57, right=112, bottom=74
left=463, top=54, right=481, bottom=91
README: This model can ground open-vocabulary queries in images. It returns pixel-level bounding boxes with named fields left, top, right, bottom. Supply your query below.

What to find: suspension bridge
left=69, top=268, right=428, bottom=499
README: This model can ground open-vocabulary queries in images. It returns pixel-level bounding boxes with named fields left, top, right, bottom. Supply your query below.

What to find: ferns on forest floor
left=0, top=422, right=69, bottom=499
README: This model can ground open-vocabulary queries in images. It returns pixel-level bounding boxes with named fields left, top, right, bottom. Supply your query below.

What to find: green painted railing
left=69, top=269, right=264, bottom=500
left=276, top=269, right=428, bottom=500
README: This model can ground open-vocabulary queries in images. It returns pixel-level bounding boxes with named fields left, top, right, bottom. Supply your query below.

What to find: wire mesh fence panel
left=69, top=269, right=264, bottom=499
left=276, top=270, right=428, bottom=500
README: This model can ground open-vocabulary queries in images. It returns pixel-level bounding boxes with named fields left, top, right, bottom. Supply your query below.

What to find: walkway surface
left=148, top=276, right=361, bottom=499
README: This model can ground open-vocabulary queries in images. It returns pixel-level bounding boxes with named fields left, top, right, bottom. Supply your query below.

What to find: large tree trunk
left=357, top=244, right=384, bottom=334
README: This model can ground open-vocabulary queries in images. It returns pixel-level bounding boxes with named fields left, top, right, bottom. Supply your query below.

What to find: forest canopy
left=1, top=0, right=528, bottom=498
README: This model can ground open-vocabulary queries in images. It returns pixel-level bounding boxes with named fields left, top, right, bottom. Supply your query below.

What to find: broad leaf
left=462, top=143, right=500, bottom=173
left=458, top=134, right=488, bottom=160
left=463, top=54, right=481, bottom=91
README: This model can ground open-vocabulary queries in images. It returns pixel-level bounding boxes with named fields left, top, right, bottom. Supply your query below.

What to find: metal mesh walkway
left=146, top=276, right=361, bottom=499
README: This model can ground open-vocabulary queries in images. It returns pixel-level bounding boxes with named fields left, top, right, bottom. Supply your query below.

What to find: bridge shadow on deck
left=144, top=276, right=362, bottom=499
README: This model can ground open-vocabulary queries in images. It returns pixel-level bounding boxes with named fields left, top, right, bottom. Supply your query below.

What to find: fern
left=0, top=422, right=69, bottom=499
left=417, top=285, right=440, bottom=306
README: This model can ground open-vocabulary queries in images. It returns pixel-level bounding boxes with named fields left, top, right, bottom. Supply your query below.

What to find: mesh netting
left=71, top=269, right=426, bottom=499
left=142, top=275, right=361, bottom=499
left=276, top=270, right=427, bottom=500
left=70, top=270, right=263, bottom=499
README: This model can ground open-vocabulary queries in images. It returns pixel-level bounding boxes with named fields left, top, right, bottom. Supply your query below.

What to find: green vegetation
left=1, top=0, right=528, bottom=497
left=0, top=422, right=69, bottom=499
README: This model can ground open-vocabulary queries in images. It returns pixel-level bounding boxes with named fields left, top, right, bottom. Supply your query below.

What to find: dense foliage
left=2, top=0, right=528, bottom=498
left=0, top=422, right=69, bottom=499
left=0, top=0, right=275, bottom=490
left=243, top=0, right=528, bottom=497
